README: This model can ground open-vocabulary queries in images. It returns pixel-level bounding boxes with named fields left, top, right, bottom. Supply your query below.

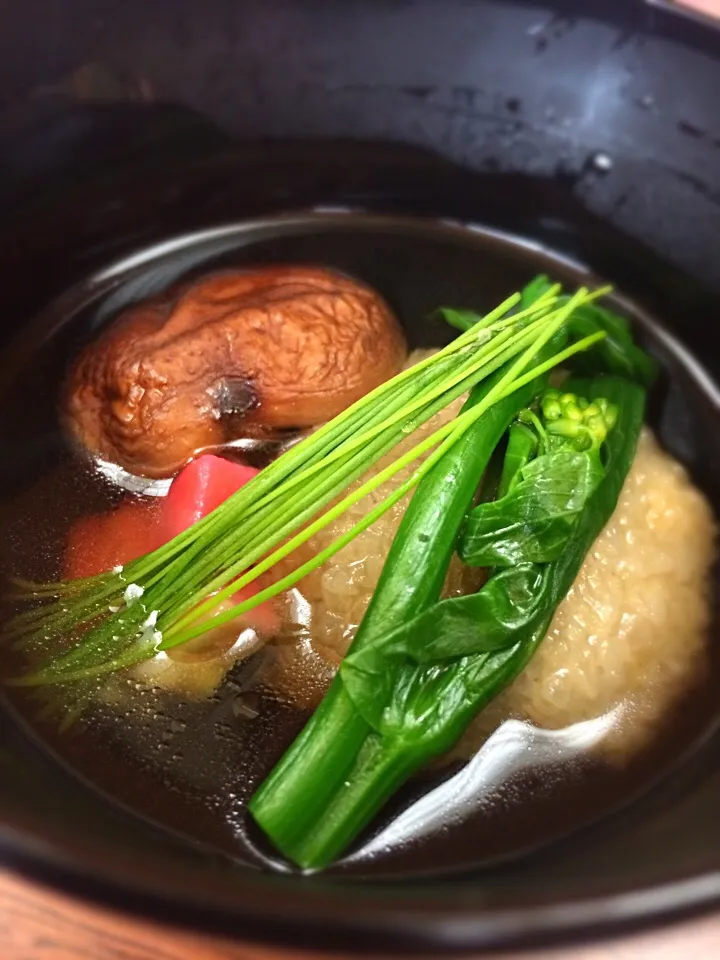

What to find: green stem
left=248, top=681, right=369, bottom=859
left=497, top=423, right=537, bottom=499
left=289, top=727, right=421, bottom=871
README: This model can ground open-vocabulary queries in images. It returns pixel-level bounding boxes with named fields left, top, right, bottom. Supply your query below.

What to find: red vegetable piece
left=159, top=455, right=259, bottom=542
left=64, top=454, right=279, bottom=637
left=160, top=455, right=279, bottom=635
left=65, top=501, right=161, bottom=580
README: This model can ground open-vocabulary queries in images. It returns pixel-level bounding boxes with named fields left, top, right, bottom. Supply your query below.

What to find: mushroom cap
left=63, top=265, right=407, bottom=478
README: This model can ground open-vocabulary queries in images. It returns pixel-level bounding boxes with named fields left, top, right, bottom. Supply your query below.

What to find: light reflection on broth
left=344, top=711, right=622, bottom=866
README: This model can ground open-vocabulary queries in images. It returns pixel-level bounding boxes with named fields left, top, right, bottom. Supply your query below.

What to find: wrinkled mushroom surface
left=63, top=266, right=407, bottom=477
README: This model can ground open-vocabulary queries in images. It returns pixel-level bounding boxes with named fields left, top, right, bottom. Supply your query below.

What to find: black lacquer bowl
left=2, top=0, right=720, bottom=953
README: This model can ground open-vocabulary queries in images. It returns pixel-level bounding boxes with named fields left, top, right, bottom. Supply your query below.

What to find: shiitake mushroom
left=63, top=266, right=407, bottom=478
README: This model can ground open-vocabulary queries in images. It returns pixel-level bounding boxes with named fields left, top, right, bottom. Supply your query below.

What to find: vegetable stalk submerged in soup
left=3, top=260, right=715, bottom=874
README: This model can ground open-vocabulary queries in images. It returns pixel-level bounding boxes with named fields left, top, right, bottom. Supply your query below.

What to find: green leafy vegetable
left=250, top=374, right=646, bottom=870
left=459, top=448, right=601, bottom=566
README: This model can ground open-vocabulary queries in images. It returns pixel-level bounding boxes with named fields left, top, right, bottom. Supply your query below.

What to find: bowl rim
left=4, top=822, right=720, bottom=955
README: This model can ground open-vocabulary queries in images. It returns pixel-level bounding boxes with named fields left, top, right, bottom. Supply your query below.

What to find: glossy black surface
left=2, top=211, right=717, bottom=886
left=1, top=0, right=720, bottom=953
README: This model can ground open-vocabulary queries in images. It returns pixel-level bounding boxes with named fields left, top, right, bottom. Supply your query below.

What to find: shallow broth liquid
left=0, top=218, right=716, bottom=878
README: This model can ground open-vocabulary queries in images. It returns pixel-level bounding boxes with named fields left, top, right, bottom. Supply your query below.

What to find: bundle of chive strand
left=7, top=284, right=607, bottom=687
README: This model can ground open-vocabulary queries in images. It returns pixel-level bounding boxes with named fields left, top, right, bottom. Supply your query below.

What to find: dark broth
left=1, top=214, right=717, bottom=879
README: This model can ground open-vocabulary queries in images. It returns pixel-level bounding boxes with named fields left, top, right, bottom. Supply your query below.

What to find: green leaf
left=377, top=632, right=543, bottom=754
left=436, top=275, right=555, bottom=336
left=519, top=275, right=555, bottom=310
left=459, top=447, right=603, bottom=567
left=434, top=307, right=482, bottom=332
left=340, top=562, right=550, bottom=730
left=566, top=303, right=657, bottom=387
left=514, top=273, right=657, bottom=387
